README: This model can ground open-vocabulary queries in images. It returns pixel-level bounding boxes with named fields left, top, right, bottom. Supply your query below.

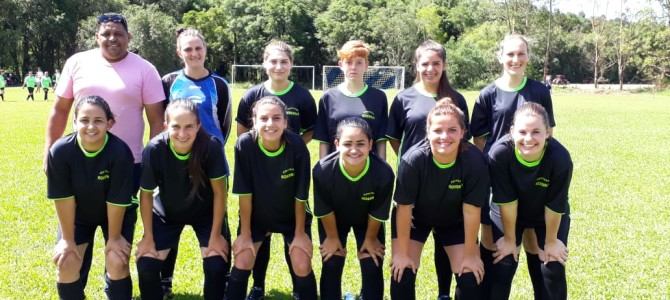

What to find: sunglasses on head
left=97, top=13, right=128, bottom=30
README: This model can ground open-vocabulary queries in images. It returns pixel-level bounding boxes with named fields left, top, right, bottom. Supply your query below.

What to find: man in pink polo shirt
left=44, top=12, right=165, bottom=300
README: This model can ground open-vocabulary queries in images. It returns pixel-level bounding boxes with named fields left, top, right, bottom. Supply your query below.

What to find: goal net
left=322, top=65, right=405, bottom=90
left=230, top=64, right=315, bottom=90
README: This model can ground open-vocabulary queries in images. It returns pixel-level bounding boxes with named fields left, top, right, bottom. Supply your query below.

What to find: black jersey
left=162, top=70, right=232, bottom=144
left=394, top=140, right=490, bottom=227
left=314, top=85, right=388, bottom=153
left=488, top=135, right=572, bottom=226
left=236, top=82, right=317, bottom=134
left=387, top=86, right=471, bottom=156
left=140, top=132, right=229, bottom=223
left=47, top=133, right=134, bottom=225
left=470, top=78, right=555, bottom=153
left=313, top=151, right=395, bottom=226
left=232, top=131, right=311, bottom=229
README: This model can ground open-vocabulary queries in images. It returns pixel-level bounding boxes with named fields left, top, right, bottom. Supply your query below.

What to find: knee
left=493, top=255, right=518, bottom=283
left=105, top=252, right=129, bottom=279
left=56, top=255, right=83, bottom=282
left=203, top=256, right=228, bottom=273
left=233, top=252, right=255, bottom=271
left=456, top=272, right=478, bottom=289
left=359, top=257, right=382, bottom=276
left=291, top=255, right=312, bottom=277
left=541, top=261, right=566, bottom=279
left=136, top=256, right=163, bottom=276
left=322, top=255, right=345, bottom=272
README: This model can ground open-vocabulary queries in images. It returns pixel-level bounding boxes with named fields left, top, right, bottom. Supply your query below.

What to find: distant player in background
left=23, top=71, right=36, bottom=101
left=0, top=71, right=5, bottom=101
left=42, top=71, right=53, bottom=101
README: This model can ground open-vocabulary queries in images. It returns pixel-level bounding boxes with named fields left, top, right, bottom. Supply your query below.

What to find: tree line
left=1, top=0, right=669, bottom=89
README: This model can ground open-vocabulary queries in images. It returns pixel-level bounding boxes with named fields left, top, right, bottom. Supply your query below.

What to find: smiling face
left=74, top=103, right=114, bottom=150
left=427, top=114, right=464, bottom=162
left=416, top=49, right=444, bottom=88
left=336, top=126, right=372, bottom=168
left=177, top=35, right=207, bottom=68
left=253, top=103, right=287, bottom=147
left=498, top=37, right=529, bottom=77
left=263, top=49, right=292, bottom=82
left=511, top=112, right=550, bottom=161
left=166, top=108, right=201, bottom=154
left=96, top=22, right=130, bottom=62
left=339, top=56, right=368, bottom=83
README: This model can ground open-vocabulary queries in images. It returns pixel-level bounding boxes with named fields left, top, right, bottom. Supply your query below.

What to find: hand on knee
left=105, top=251, right=130, bottom=280
left=56, top=254, right=83, bottom=283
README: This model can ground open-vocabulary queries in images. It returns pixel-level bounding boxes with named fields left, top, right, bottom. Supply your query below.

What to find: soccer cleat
left=246, top=286, right=265, bottom=300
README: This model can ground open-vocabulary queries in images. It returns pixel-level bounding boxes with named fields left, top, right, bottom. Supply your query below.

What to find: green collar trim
left=514, top=146, right=545, bottom=167
left=432, top=156, right=456, bottom=169
left=498, top=76, right=527, bottom=92
left=339, top=156, right=370, bottom=182
left=340, top=83, right=368, bottom=97
left=268, top=81, right=294, bottom=96
left=258, top=136, right=285, bottom=157
left=78, top=134, right=108, bottom=158
left=169, top=139, right=191, bottom=160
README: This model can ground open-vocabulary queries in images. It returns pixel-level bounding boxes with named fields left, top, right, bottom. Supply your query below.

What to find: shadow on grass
left=133, top=292, right=201, bottom=300
left=265, top=289, right=295, bottom=299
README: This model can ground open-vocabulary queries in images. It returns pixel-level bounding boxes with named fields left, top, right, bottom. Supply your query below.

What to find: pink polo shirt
left=56, top=49, right=165, bottom=162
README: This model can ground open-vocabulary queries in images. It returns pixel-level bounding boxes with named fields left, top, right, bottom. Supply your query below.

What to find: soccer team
left=44, top=12, right=572, bottom=300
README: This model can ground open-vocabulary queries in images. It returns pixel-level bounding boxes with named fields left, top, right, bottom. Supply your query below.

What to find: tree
left=314, top=0, right=377, bottom=62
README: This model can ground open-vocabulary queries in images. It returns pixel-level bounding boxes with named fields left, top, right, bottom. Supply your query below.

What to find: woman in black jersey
left=470, top=34, right=556, bottom=299
left=391, top=100, right=488, bottom=300
left=226, top=96, right=317, bottom=300
left=235, top=40, right=316, bottom=300
left=387, top=40, right=471, bottom=300
left=135, top=100, right=231, bottom=300
left=314, top=117, right=394, bottom=300
left=314, top=40, right=388, bottom=160
left=488, top=103, right=571, bottom=300
left=47, top=96, right=135, bottom=300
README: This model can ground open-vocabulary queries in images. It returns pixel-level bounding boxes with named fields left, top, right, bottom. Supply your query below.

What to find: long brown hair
left=414, top=40, right=458, bottom=100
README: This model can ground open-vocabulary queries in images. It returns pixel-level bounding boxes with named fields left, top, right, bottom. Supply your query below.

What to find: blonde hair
left=497, top=34, right=530, bottom=58
left=337, top=40, right=370, bottom=61
left=176, top=28, right=207, bottom=49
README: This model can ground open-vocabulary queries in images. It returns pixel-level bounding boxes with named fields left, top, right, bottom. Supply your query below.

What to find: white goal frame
left=322, top=65, right=405, bottom=90
left=231, top=64, right=315, bottom=90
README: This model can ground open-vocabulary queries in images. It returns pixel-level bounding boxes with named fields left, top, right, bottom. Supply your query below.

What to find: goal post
left=230, top=64, right=315, bottom=90
left=322, top=65, right=405, bottom=90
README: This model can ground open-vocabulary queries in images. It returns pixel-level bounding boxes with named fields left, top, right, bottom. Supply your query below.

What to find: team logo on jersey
left=281, top=168, right=295, bottom=179
left=535, top=177, right=550, bottom=188
left=97, top=170, right=110, bottom=181
left=448, top=179, right=463, bottom=190
left=361, top=111, right=375, bottom=120
left=361, top=192, right=375, bottom=201
left=287, top=107, right=300, bottom=116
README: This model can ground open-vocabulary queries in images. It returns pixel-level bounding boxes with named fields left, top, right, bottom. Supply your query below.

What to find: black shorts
left=238, top=214, right=313, bottom=244
left=27, top=87, right=34, bottom=94
left=66, top=207, right=137, bottom=246
left=390, top=207, right=465, bottom=247
left=492, top=215, right=570, bottom=248
left=152, top=212, right=231, bottom=251
left=481, top=192, right=492, bottom=225
left=317, top=220, right=385, bottom=252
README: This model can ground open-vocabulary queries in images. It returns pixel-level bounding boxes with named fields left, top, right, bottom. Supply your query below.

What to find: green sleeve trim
left=339, top=157, right=370, bottom=182
left=295, top=197, right=308, bottom=203
left=210, top=175, right=228, bottom=181
left=368, top=214, right=388, bottom=222
left=385, top=135, right=400, bottom=140
left=545, top=206, right=565, bottom=215
left=169, top=139, right=191, bottom=160
left=492, top=199, right=518, bottom=205
left=140, top=187, right=155, bottom=192
left=49, top=196, right=74, bottom=201
left=315, top=211, right=334, bottom=219
left=77, top=133, right=109, bottom=158
left=106, top=201, right=132, bottom=207
left=375, top=138, right=388, bottom=142
left=233, top=193, right=252, bottom=196
left=475, top=132, right=490, bottom=138
left=314, top=139, right=329, bottom=144
left=514, top=146, right=545, bottom=167
left=258, top=136, right=285, bottom=157
left=131, top=196, right=139, bottom=204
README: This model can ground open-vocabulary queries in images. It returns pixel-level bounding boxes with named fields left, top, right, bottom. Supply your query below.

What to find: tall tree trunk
left=618, top=0, right=625, bottom=91
left=543, top=0, right=553, bottom=80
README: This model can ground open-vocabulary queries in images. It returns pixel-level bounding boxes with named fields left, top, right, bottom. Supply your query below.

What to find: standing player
left=488, top=103, right=572, bottom=300
left=0, top=71, right=5, bottom=101
left=314, top=117, right=394, bottom=300
left=47, top=96, right=135, bottom=300
left=386, top=40, right=470, bottom=300
left=314, top=40, right=388, bottom=160
left=45, top=12, right=165, bottom=293
left=42, top=71, right=53, bottom=101
left=160, top=28, right=233, bottom=298
left=391, top=100, right=488, bottom=300
left=23, top=71, right=37, bottom=101
left=234, top=40, right=317, bottom=300
left=470, top=34, right=555, bottom=298
left=135, top=100, right=231, bottom=300
left=226, top=96, right=317, bottom=300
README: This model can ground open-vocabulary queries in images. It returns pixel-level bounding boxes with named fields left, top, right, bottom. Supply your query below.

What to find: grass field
left=0, top=86, right=669, bottom=299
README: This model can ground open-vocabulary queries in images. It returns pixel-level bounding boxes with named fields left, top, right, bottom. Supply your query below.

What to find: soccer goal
left=231, top=64, right=315, bottom=90
left=322, top=65, right=405, bottom=90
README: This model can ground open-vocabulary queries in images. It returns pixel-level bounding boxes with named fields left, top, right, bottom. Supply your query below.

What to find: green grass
left=0, top=86, right=669, bottom=299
